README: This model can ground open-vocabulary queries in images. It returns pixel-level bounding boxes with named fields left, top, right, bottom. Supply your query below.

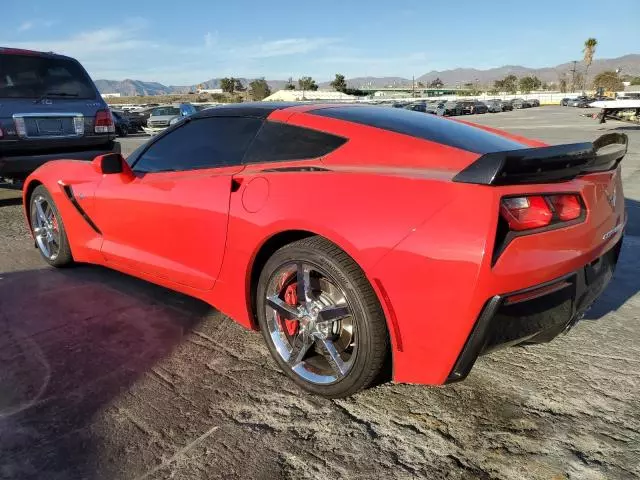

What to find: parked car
left=436, top=101, right=463, bottom=116
left=528, top=99, right=540, bottom=107
left=0, top=47, right=119, bottom=181
left=110, top=110, right=132, bottom=137
left=142, top=103, right=197, bottom=135
left=501, top=100, right=514, bottom=111
left=425, top=101, right=445, bottom=114
left=485, top=100, right=503, bottom=113
left=22, top=102, right=627, bottom=398
left=471, top=101, right=488, bottom=114
left=561, top=98, right=571, bottom=106
left=125, top=107, right=153, bottom=130
left=511, top=98, right=531, bottom=109
left=404, top=103, right=427, bottom=113
left=567, top=96, right=595, bottom=108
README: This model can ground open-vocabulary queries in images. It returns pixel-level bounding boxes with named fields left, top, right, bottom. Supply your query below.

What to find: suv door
left=92, top=116, right=262, bottom=290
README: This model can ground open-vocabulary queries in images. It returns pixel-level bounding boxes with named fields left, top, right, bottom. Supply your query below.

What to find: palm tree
left=582, top=38, right=598, bottom=91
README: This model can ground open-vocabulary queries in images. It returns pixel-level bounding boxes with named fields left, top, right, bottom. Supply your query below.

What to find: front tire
left=257, top=236, right=389, bottom=398
left=29, top=185, right=73, bottom=267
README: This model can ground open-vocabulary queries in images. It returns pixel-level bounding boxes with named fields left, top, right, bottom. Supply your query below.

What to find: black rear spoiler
left=453, top=133, right=628, bottom=185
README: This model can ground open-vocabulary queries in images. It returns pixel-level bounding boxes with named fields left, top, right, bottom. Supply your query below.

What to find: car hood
left=148, top=115, right=179, bottom=122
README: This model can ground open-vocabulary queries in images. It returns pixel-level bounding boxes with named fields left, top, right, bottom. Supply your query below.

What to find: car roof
left=0, top=46, right=76, bottom=62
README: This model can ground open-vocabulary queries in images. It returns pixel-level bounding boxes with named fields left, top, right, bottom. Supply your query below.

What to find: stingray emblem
left=606, top=184, right=617, bottom=209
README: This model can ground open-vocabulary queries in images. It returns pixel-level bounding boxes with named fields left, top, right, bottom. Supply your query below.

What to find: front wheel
left=257, top=237, right=389, bottom=398
left=29, top=185, right=73, bottom=267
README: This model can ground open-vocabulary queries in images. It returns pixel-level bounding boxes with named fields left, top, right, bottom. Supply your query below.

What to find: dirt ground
left=0, top=107, right=638, bottom=480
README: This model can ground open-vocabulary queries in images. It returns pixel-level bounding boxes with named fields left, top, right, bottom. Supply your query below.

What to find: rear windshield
left=0, top=54, right=96, bottom=99
left=151, top=107, right=180, bottom=116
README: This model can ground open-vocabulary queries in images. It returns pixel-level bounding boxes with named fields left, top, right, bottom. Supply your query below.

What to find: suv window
left=244, top=121, right=347, bottom=164
left=0, top=54, right=96, bottom=99
left=133, top=117, right=262, bottom=173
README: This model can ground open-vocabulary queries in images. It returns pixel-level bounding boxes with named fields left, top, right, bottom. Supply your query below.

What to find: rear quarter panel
left=209, top=169, right=460, bottom=336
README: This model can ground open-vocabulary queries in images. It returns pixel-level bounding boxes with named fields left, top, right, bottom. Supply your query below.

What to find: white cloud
left=238, top=37, right=340, bottom=59
left=1, top=22, right=345, bottom=84
left=18, top=21, right=33, bottom=32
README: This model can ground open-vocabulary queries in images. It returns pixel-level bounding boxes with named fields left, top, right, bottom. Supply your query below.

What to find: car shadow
left=583, top=197, right=640, bottom=319
left=0, top=265, right=212, bottom=480
left=0, top=197, right=22, bottom=207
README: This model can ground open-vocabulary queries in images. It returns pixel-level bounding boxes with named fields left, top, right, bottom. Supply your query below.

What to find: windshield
left=151, top=107, right=180, bottom=116
left=0, top=54, right=96, bottom=99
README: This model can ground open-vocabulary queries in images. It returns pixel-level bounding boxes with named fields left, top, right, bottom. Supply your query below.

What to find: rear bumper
left=0, top=142, right=120, bottom=177
left=446, top=237, right=623, bottom=383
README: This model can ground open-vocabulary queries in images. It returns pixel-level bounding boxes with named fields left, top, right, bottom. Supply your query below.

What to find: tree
left=429, top=77, right=444, bottom=88
left=330, top=73, right=348, bottom=93
left=519, top=75, right=542, bottom=93
left=249, top=78, right=272, bottom=100
left=417, top=81, right=425, bottom=88
left=298, top=76, right=318, bottom=91
left=629, top=76, right=640, bottom=86
left=593, top=71, right=624, bottom=92
left=234, top=79, right=245, bottom=92
left=582, top=38, right=598, bottom=90
left=559, top=78, right=568, bottom=93
left=285, top=77, right=295, bottom=90
left=220, top=77, right=236, bottom=94
left=494, top=74, right=518, bottom=94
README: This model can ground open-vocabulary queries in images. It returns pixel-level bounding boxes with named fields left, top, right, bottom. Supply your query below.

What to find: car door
left=91, top=116, right=263, bottom=290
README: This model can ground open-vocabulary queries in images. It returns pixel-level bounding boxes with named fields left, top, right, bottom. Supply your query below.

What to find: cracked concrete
left=0, top=107, right=638, bottom=479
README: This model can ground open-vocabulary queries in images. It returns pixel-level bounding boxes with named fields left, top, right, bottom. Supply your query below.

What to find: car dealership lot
left=0, top=107, right=638, bottom=479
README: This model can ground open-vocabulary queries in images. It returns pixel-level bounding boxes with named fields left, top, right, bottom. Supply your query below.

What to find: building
left=263, top=89, right=356, bottom=102
left=197, top=88, right=224, bottom=94
left=101, top=93, right=121, bottom=98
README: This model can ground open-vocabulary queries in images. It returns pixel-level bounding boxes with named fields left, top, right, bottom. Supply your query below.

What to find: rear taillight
left=500, top=196, right=553, bottom=231
left=500, top=194, right=583, bottom=231
left=94, top=110, right=115, bottom=134
left=547, top=194, right=581, bottom=221
left=0, top=126, right=3, bottom=138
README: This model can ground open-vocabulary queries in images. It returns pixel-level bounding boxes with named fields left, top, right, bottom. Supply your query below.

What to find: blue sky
left=2, top=0, right=639, bottom=85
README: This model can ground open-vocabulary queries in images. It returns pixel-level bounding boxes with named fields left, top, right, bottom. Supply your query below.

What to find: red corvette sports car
left=23, top=102, right=627, bottom=397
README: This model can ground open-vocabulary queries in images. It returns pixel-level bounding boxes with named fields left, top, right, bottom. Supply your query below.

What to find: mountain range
left=94, top=54, right=640, bottom=96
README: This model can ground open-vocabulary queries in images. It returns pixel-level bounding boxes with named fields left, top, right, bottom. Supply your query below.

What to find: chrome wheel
left=265, top=262, right=356, bottom=384
left=30, top=195, right=60, bottom=261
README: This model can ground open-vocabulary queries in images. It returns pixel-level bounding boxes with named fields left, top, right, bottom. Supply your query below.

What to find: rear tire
left=256, top=236, right=389, bottom=398
left=29, top=185, right=73, bottom=268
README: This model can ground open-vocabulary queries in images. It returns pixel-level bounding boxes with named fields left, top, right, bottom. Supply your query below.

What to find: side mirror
left=92, top=153, right=133, bottom=178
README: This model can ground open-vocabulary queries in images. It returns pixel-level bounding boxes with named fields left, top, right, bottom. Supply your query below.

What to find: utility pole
left=570, top=60, right=577, bottom=93
left=412, top=75, right=415, bottom=98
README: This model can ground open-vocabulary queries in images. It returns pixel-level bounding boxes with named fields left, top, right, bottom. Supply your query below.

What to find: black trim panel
left=62, top=185, right=102, bottom=234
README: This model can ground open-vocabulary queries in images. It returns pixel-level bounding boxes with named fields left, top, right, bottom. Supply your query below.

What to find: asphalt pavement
left=0, top=106, right=638, bottom=480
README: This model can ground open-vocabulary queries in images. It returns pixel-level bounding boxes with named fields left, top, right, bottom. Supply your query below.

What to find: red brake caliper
left=282, top=283, right=299, bottom=336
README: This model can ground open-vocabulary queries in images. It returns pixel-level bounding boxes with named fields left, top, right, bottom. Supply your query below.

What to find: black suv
left=0, top=47, right=119, bottom=181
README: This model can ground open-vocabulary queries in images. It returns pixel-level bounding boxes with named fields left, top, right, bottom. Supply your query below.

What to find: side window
left=133, top=117, right=262, bottom=173
left=243, top=120, right=347, bottom=164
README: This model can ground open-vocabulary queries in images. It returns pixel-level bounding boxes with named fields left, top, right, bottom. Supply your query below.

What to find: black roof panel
left=309, top=105, right=525, bottom=154
left=194, top=102, right=304, bottom=120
